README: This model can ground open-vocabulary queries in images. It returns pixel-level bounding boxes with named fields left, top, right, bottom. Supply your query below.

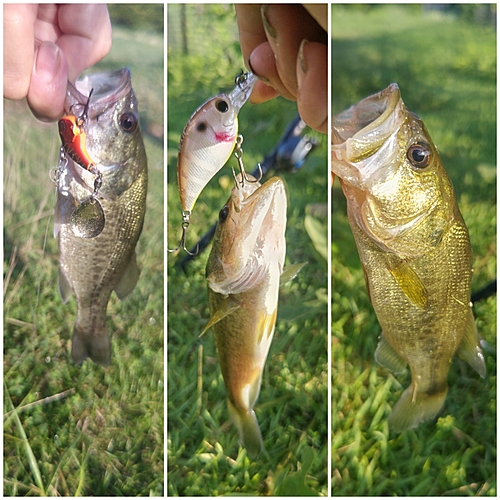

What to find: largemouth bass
left=331, top=83, right=485, bottom=432
left=204, top=174, right=287, bottom=458
left=55, top=68, right=147, bottom=366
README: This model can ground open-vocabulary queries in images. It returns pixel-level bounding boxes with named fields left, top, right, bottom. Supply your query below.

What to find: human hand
left=4, top=4, right=112, bottom=121
left=235, top=4, right=327, bottom=133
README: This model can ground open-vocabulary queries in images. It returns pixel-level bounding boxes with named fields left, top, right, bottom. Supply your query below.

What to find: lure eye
left=219, top=205, right=229, bottom=222
left=119, top=112, right=137, bottom=133
left=58, top=120, right=66, bottom=133
left=215, top=99, right=229, bottom=113
left=407, top=142, right=431, bottom=168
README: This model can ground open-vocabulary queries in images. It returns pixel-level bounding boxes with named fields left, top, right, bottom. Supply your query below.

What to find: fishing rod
left=177, top=114, right=318, bottom=271
left=471, top=279, right=497, bottom=303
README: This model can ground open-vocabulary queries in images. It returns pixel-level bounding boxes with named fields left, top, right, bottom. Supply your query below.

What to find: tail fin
left=388, top=384, right=447, bottom=433
left=71, top=320, right=110, bottom=367
left=227, top=399, right=263, bottom=459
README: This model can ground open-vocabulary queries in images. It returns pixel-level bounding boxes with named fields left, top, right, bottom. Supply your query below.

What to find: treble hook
left=79, top=88, right=94, bottom=125
left=69, top=88, right=94, bottom=126
left=168, top=211, right=199, bottom=255
left=233, top=135, right=262, bottom=187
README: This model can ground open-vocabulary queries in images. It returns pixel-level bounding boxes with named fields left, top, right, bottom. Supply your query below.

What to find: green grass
left=167, top=5, right=328, bottom=496
left=3, top=15, right=164, bottom=496
left=331, top=5, right=496, bottom=496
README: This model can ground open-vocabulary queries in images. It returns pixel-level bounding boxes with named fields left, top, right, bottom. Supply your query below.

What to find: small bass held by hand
left=55, top=68, right=147, bottom=366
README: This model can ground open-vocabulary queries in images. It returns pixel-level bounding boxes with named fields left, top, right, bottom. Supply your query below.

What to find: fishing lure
left=169, top=71, right=257, bottom=254
left=58, top=89, right=96, bottom=171
left=57, top=88, right=105, bottom=238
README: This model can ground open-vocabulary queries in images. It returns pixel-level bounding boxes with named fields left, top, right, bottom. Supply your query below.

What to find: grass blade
left=4, top=382, right=46, bottom=496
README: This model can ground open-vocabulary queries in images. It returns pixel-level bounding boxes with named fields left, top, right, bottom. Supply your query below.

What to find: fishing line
left=34, top=134, right=61, bottom=337
left=34, top=201, right=54, bottom=334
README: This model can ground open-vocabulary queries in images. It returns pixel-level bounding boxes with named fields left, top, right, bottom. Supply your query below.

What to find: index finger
left=57, top=4, right=112, bottom=82
left=234, top=4, right=267, bottom=62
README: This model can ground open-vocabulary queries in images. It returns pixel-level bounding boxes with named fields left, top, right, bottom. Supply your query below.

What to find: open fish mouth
left=332, top=83, right=406, bottom=185
left=65, top=68, right=132, bottom=119
left=332, top=83, right=402, bottom=143
left=236, top=177, right=286, bottom=253
left=208, top=175, right=287, bottom=296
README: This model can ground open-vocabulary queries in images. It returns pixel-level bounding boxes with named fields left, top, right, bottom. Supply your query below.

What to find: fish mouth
left=233, top=176, right=287, bottom=250
left=332, top=83, right=405, bottom=185
left=65, top=68, right=132, bottom=119
left=208, top=175, right=287, bottom=295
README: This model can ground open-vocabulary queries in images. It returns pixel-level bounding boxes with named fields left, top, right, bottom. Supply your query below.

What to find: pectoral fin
left=200, top=297, right=240, bottom=337
left=457, top=308, right=486, bottom=378
left=279, top=262, right=307, bottom=287
left=54, top=187, right=77, bottom=238
left=374, top=334, right=407, bottom=374
left=387, top=259, right=429, bottom=309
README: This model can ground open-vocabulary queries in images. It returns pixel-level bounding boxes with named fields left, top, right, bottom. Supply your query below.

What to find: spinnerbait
left=56, top=89, right=105, bottom=238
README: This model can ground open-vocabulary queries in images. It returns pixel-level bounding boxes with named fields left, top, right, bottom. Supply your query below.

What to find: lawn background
left=331, top=4, right=496, bottom=496
left=167, top=4, right=328, bottom=496
left=3, top=5, right=164, bottom=495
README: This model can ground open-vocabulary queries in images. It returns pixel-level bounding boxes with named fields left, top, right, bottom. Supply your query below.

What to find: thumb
left=27, top=41, right=69, bottom=121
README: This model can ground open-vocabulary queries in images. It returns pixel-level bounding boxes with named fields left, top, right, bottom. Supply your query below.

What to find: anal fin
left=374, top=334, right=407, bottom=374
left=114, top=251, right=141, bottom=300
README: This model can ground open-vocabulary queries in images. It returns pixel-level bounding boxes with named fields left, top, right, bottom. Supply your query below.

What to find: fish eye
left=215, top=99, right=229, bottom=113
left=119, top=112, right=137, bottom=133
left=407, top=142, right=431, bottom=168
left=219, top=205, right=229, bottom=222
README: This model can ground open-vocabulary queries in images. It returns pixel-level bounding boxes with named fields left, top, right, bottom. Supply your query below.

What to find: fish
left=203, top=173, right=287, bottom=458
left=177, top=72, right=256, bottom=214
left=331, top=83, right=486, bottom=432
left=55, top=68, right=148, bottom=366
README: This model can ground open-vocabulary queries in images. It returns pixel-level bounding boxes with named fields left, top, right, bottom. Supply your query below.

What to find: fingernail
left=34, top=42, right=61, bottom=82
left=246, top=56, right=271, bottom=85
left=261, top=5, right=276, bottom=38
left=298, top=39, right=309, bottom=74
